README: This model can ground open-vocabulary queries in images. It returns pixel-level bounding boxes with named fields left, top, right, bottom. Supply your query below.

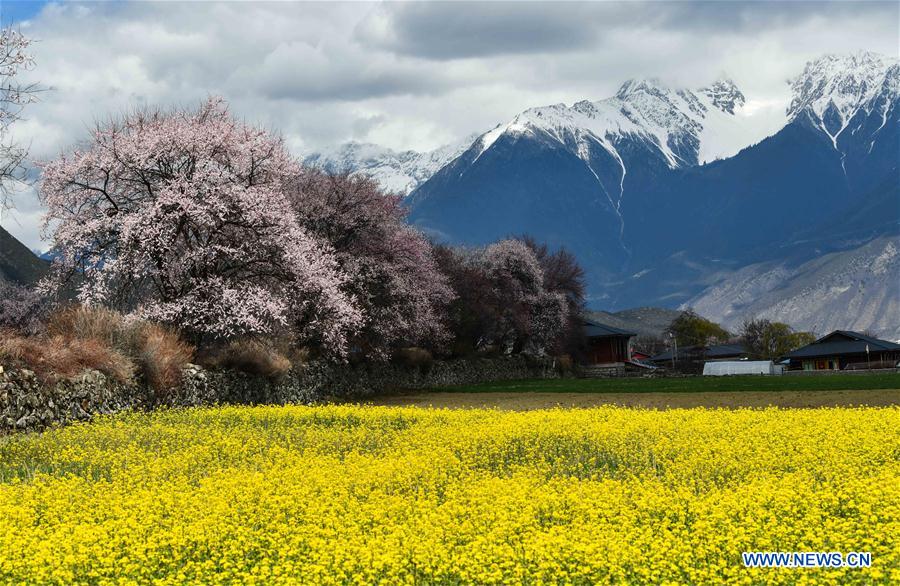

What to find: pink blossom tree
left=437, top=238, right=569, bottom=355
left=39, top=98, right=361, bottom=353
left=0, top=281, right=47, bottom=334
left=1, top=27, right=41, bottom=208
left=285, top=169, right=453, bottom=358
left=521, top=236, right=587, bottom=356
left=481, top=239, right=567, bottom=353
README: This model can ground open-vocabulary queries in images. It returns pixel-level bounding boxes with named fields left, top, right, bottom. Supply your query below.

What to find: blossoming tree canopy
left=285, top=169, right=454, bottom=358
left=436, top=239, right=570, bottom=355
left=1, top=28, right=40, bottom=206
left=482, top=239, right=568, bottom=353
left=39, top=97, right=361, bottom=352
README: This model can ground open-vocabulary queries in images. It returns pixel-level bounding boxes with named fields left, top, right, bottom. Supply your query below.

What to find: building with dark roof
left=783, top=330, right=900, bottom=371
left=582, top=319, right=636, bottom=365
left=649, top=343, right=749, bottom=365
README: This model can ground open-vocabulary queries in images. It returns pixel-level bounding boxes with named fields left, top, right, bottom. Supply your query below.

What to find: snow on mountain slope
left=685, top=236, right=900, bottom=341
left=308, top=52, right=897, bottom=200
left=418, top=76, right=789, bottom=256
left=302, top=135, right=477, bottom=195
left=472, top=77, right=784, bottom=170
left=788, top=51, right=899, bottom=146
left=784, top=51, right=899, bottom=199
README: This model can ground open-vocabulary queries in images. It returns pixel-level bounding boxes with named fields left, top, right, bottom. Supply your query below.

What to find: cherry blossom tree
left=39, top=98, right=361, bottom=353
left=0, top=281, right=47, bottom=334
left=521, top=235, right=586, bottom=355
left=0, top=27, right=40, bottom=209
left=285, top=169, right=453, bottom=358
left=482, top=239, right=567, bottom=353
left=437, top=239, right=569, bottom=355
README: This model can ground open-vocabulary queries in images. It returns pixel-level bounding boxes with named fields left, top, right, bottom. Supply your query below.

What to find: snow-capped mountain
left=302, top=135, right=477, bottom=195
left=406, top=51, right=899, bottom=327
left=302, top=53, right=898, bottom=335
left=471, top=76, right=781, bottom=171
left=406, top=74, right=796, bottom=263
left=786, top=51, right=899, bottom=198
left=788, top=51, right=898, bottom=142
left=305, top=75, right=783, bottom=198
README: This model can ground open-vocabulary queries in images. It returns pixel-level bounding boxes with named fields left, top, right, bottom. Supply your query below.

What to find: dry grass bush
left=268, top=337, right=310, bottom=369
left=50, top=305, right=195, bottom=389
left=198, top=339, right=293, bottom=379
left=6, top=304, right=324, bottom=389
left=4, top=306, right=195, bottom=391
left=0, top=329, right=134, bottom=384
left=129, top=323, right=195, bottom=391
left=47, top=305, right=125, bottom=347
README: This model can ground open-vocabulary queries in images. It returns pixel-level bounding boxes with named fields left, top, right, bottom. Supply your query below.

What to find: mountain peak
left=787, top=51, right=899, bottom=123
left=470, top=73, right=772, bottom=171
left=700, top=78, right=745, bottom=114
left=615, top=78, right=669, bottom=100
left=303, top=135, right=477, bottom=195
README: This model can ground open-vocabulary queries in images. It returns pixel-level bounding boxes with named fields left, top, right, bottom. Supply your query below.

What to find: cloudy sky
left=2, top=0, right=898, bottom=250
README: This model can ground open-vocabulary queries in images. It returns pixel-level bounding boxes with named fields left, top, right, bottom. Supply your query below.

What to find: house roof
left=784, top=330, right=900, bottom=359
left=650, top=343, right=748, bottom=362
left=582, top=319, right=636, bottom=339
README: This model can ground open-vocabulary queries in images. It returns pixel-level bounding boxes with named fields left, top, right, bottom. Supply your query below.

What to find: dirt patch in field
left=361, top=389, right=900, bottom=410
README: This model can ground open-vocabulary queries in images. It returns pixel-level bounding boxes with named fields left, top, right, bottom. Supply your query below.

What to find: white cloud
left=2, top=0, right=897, bottom=251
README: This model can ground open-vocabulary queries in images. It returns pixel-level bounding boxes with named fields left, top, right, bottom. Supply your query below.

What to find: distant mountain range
left=302, top=134, right=479, bottom=195
left=307, top=51, right=900, bottom=339
left=4, top=53, right=895, bottom=339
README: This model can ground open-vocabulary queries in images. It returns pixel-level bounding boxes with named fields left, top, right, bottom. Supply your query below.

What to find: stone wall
left=0, top=366, right=217, bottom=433
left=1, top=355, right=560, bottom=434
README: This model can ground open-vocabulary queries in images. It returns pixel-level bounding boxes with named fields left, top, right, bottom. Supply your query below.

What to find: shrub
left=47, top=305, right=124, bottom=346
left=129, top=323, right=195, bottom=392
left=0, top=330, right=134, bottom=384
left=23, top=305, right=194, bottom=391
left=199, top=339, right=293, bottom=379
left=68, top=338, right=136, bottom=383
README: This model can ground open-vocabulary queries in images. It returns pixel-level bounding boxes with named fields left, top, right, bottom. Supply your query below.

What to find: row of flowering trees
left=34, top=98, right=584, bottom=360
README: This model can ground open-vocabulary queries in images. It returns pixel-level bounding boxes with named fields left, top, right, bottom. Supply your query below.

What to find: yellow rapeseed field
left=0, top=405, right=897, bottom=585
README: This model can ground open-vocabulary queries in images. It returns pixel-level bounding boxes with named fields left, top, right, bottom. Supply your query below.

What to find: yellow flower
left=0, top=405, right=896, bottom=584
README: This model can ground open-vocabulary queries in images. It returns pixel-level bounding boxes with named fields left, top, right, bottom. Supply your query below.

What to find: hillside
left=0, top=226, right=48, bottom=285
left=686, top=235, right=900, bottom=341
left=587, top=307, right=681, bottom=338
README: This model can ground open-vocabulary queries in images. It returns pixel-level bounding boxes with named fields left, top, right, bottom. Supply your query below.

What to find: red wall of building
left=587, top=337, right=629, bottom=364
